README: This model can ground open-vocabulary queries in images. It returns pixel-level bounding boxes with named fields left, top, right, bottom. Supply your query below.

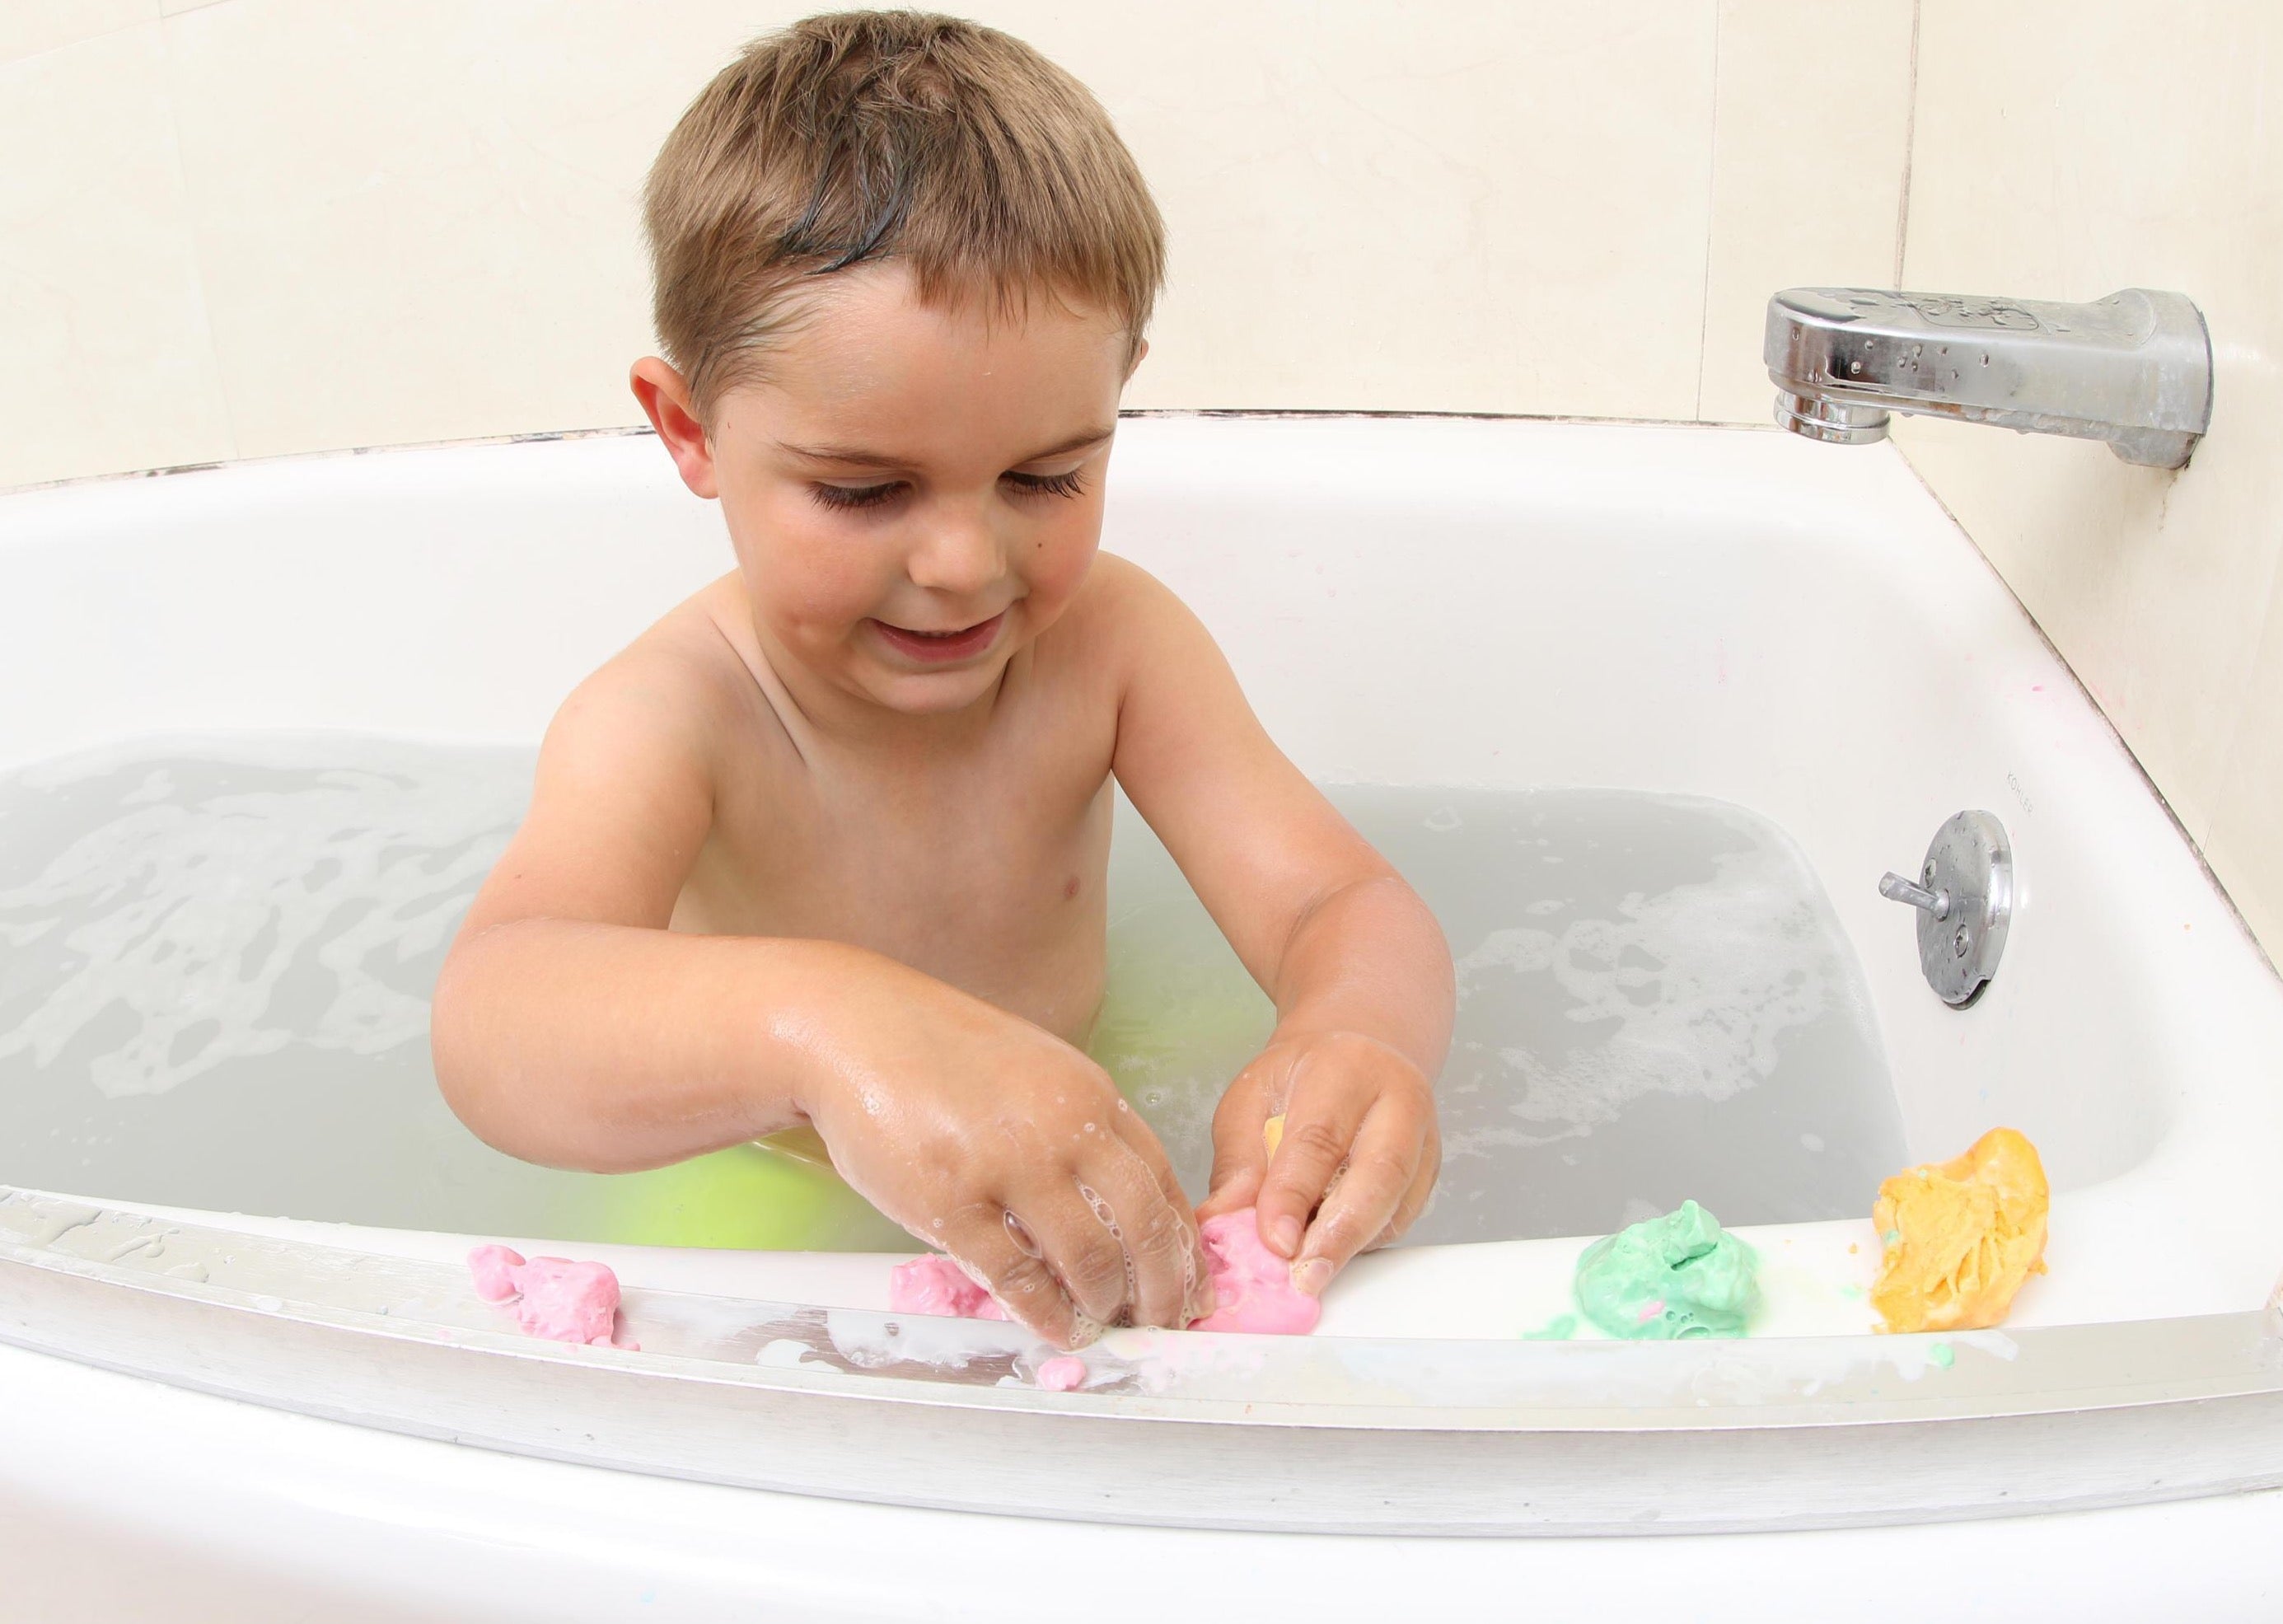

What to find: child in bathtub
left=431, top=11, right=1453, bottom=1348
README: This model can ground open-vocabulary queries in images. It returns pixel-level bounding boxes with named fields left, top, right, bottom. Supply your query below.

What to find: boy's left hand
left=1198, top=1029, right=1439, bottom=1297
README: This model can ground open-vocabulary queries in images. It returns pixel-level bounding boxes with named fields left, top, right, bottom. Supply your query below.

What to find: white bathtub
left=3, top=416, right=2282, bottom=1619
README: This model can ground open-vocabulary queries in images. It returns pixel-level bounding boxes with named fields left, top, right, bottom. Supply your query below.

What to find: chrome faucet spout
left=1764, top=287, right=2213, bottom=469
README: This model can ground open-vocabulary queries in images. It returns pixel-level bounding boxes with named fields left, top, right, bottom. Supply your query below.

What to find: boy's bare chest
left=672, top=702, right=1118, bottom=1032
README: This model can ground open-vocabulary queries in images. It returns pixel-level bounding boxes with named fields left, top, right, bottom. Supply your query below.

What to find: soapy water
left=1097, top=783, right=1904, bottom=1242
left=0, top=745, right=514, bottom=1097
left=0, top=736, right=1902, bottom=1248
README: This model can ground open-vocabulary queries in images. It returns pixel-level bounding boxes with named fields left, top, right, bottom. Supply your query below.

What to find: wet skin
left=433, top=264, right=1455, bottom=1346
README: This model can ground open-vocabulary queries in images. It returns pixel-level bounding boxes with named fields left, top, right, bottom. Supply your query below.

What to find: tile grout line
left=1, top=414, right=1790, bottom=499
left=1892, top=0, right=1922, bottom=287
left=2195, top=531, right=2283, bottom=910
left=152, top=4, right=241, bottom=464
left=0, top=2, right=159, bottom=73
left=1888, top=432, right=2281, bottom=978
left=1691, top=0, right=1724, bottom=423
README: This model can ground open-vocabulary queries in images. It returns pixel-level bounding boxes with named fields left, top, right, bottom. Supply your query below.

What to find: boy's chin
left=854, top=655, right=1012, bottom=715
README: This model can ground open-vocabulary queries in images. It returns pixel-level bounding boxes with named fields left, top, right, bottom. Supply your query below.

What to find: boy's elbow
left=428, top=993, right=510, bottom=1159
left=428, top=927, right=553, bottom=1165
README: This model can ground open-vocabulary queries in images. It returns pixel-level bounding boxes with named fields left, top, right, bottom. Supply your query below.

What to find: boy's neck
left=713, top=585, right=1018, bottom=761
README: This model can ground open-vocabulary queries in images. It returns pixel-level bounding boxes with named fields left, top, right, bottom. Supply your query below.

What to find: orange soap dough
left=1870, top=1127, right=2050, bottom=1334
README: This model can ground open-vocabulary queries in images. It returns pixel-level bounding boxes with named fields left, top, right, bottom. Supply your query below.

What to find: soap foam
left=0, top=738, right=521, bottom=1098
left=1452, top=831, right=1834, bottom=1141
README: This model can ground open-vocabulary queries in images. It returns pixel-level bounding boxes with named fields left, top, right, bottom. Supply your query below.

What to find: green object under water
left=586, top=1140, right=910, bottom=1252
left=1574, top=1200, right=1760, bottom=1340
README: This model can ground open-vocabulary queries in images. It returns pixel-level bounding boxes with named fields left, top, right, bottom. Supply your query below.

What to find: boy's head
left=632, top=12, right=1167, bottom=717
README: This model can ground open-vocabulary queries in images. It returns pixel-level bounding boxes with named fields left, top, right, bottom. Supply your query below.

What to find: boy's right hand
left=800, top=967, right=1214, bottom=1348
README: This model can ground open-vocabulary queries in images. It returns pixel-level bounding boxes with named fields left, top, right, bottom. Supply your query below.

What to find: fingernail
left=1267, top=1216, right=1302, bottom=1257
left=1290, top=1257, right=1334, bottom=1297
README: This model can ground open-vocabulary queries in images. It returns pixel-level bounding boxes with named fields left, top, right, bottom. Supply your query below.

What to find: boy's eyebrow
left=776, top=424, right=1117, bottom=468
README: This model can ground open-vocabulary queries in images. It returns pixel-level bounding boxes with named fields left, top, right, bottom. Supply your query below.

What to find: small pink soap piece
left=888, top=1254, right=1008, bottom=1320
left=1034, top=1355, right=1088, bottom=1392
left=1189, top=1209, right=1322, bottom=1335
left=466, top=1244, right=636, bottom=1350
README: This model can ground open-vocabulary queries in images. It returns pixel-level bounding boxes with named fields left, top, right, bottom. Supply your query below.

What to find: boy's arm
left=432, top=650, right=776, bottom=1170
left=433, top=648, right=1207, bottom=1345
left=1103, top=560, right=1456, bottom=1294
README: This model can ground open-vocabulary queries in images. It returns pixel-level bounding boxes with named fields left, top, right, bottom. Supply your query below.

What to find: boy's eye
left=810, top=480, right=904, bottom=512
left=1003, top=467, right=1088, bottom=500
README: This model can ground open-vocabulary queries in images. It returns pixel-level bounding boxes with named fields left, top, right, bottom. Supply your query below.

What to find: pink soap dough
left=1189, top=1209, right=1322, bottom=1335
left=888, top=1254, right=1008, bottom=1320
left=467, top=1245, right=634, bottom=1349
left=882, top=1208, right=1318, bottom=1338
left=1035, top=1355, right=1088, bottom=1391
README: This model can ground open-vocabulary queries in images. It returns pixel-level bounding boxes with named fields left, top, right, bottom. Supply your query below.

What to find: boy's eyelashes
left=808, top=480, right=904, bottom=512
left=1005, top=467, right=1088, bottom=500
left=806, top=467, right=1089, bottom=513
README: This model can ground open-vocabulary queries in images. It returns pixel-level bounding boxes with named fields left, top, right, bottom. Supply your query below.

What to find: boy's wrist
left=742, top=938, right=870, bottom=1133
left=1263, top=1018, right=1435, bottom=1083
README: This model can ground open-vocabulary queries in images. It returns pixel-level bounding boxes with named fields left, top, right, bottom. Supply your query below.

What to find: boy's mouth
left=868, top=611, right=1008, bottom=667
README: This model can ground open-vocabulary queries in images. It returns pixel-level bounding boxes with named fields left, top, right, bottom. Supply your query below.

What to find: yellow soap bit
left=1870, top=1126, right=2049, bottom=1334
left=1263, top=1114, right=1284, bottom=1158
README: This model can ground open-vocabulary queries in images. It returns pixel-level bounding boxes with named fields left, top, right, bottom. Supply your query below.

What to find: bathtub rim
left=6, top=1182, right=2282, bottom=1537
left=10, top=415, right=2283, bottom=1534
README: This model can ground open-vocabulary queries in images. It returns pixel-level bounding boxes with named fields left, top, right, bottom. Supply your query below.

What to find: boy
left=433, top=11, right=1453, bottom=1349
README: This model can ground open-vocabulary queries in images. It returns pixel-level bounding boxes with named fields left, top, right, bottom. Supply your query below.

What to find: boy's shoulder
left=542, top=574, right=765, bottom=782
left=1054, top=551, right=1198, bottom=665
left=1044, top=552, right=1229, bottom=711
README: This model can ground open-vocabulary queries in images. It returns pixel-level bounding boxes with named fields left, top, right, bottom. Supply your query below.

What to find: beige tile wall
left=0, top=0, right=1914, bottom=487
left=0, top=17, right=235, bottom=482
left=1891, top=0, right=2283, bottom=954
left=7, top=0, right=2278, bottom=960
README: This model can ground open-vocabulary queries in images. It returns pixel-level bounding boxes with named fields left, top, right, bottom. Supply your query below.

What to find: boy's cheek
left=732, top=501, right=894, bottom=629
left=1022, top=527, right=1102, bottom=617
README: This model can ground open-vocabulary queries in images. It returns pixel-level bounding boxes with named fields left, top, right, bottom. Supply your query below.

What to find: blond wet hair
left=643, top=9, right=1167, bottom=419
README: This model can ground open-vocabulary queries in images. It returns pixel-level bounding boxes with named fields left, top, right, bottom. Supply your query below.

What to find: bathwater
left=0, top=737, right=1902, bottom=1249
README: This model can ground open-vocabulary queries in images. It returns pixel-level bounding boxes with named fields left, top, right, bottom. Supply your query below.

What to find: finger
left=943, top=1208, right=1085, bottom=1349
left=1253, top=1055, right=1368, bottom=1261
left=1078, top=1130, right=1198, bottom=1330
left=1200, top=1053, right=1289, bottom=1220
left=1290, top=1098, right=1428, bottom=1296
left=1357, top=1139, right=1441, bottom=1254
left=1373, top=1126, right=1441, bottom=1248
left=1010, top=1184, right=1134, bottom=1330
left=1105, top=1094, right=1216, bottom=1320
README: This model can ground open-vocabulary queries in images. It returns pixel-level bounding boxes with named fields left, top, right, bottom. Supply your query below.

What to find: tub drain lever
left=1877, top=873, right=1949, bottom=918
left=1879, top=811, right=2012, bottom=1006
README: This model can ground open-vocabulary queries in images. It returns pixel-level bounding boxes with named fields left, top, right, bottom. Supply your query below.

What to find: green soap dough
left=1574, top=1200, right=1760, bottom=1340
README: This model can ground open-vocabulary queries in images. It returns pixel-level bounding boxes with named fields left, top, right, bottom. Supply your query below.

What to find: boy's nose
left=905, top=506, right=1008, bottom=597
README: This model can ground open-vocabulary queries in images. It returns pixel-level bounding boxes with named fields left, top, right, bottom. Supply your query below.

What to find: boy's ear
left=1124, top=336, right=1150, bottom=383
left=629, top=357, right=718, bottom=499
